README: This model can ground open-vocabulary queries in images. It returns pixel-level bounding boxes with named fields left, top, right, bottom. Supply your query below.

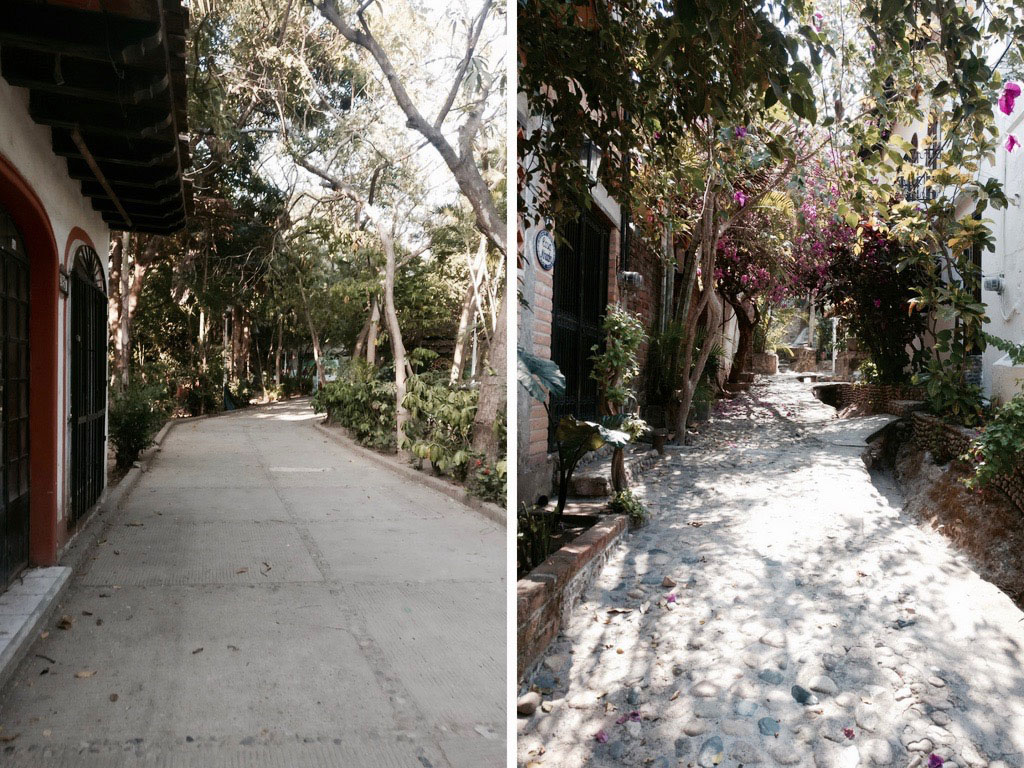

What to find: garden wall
left=910, top=412, right=1024, bottom=513
left=833, top=382, right=926, bottom=414
left=517, top=515, right=627, bottom=680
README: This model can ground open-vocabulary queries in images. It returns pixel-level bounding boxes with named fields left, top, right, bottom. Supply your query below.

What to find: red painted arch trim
left=0, top=151, right=60, bottom=566
left=63, top=226, right=97, bottom=269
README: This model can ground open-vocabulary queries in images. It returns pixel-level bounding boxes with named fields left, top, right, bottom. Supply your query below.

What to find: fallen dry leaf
left=236, top=568, right=248, bottom=575
left=192, top=647, right=204, bottom=655
left=0, top=732, right=19, bottom=743
left=57, top=615, right=73, bottom=630
left=109, top=693, right=118, bottom=702
left=39, top=631, right=49, bottom=639
left=75, top=669, right=96, bottom=679
left=670, top=690, right=680, bottom=701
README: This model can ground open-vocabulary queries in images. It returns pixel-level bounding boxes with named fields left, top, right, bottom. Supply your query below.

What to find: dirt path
left=1, top=400, right=505, bottom=767
left=518, top=377, right=1024, bottom=768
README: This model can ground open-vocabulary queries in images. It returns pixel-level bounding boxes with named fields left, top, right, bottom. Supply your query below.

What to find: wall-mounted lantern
left=983, top=275, right=1005, bottom=295
left=58, top=266, right=70, bottom=298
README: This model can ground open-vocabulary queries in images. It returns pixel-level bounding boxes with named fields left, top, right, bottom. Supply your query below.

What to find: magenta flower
left=928, top=756, right=944, bottom=768
left=596, top=730, right=608, bottom=743
left=873, top=299, right=882, bottom=308
left=734, top=190, right=748, bottom=207
left=843, top=727, right=855, bottom=740
left=734, top=125, right=748, bottom=138
left=999, top=82, right=1021, bottom=115
left=1007, top=134, right=1020, bottom=153
left=665, top=593, right=677, bottom=603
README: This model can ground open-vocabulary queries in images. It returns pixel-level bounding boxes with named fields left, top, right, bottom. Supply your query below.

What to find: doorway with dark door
left=0, top=206, right=31, bottom=588
left=548, top=208, right=610, bottom=447
left=69, top=245, right=106, bottom=526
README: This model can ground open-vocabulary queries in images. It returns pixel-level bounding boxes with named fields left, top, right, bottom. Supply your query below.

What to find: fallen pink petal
left=595, top=730, right=608, bottom=743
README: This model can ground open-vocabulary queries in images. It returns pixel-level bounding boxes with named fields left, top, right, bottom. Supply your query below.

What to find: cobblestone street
left=518, top=377, right=1024, bottom=768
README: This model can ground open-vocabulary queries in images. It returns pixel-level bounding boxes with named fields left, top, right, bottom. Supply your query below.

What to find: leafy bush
left=312, top=361, right=397, bottom=451
left=608, top=489, right=648, bottom=527
left=401, top=373, right=478, bottom=479
left=822, top=224, right=930, bottom=384
left=467, top=457, right=507, bottom=504
left=280, top=373, right=312, bottom=398
left=109, top=381, right=167, bottom=469
left=964, top=393, right=1024, bottom=489
left=591, top=306, right=647, bottom=411
left=517, top=503, right=556, bottom=575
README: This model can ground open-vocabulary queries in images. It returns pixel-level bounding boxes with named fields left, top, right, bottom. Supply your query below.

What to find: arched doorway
left=0, top=208, right=31, bottom=587
left=0, top=152, right=60, bottom=573
left=69, top=245, right=106, bottom=524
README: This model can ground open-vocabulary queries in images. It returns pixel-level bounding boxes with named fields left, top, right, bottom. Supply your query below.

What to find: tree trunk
left=366, top=295, right=380, bottom=366
left=108, top=233, right=124, bottom=388
left=471, top=286, right=506, bottom=461
left=119, top=232, right=131, bottom=387
left=727, top=300, right=755, bottom=384
left=275, top=315, right=283, bottom=386
left=451, top=234, right=488, bottom=383
left=380, top=231, right=408, bottom=448
left=610, top=448, right=628, bottom=493
left=298, top=284, right=326, bottom=389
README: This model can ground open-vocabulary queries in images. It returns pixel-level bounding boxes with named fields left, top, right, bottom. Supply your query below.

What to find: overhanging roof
left=0, top=0, right=192, bottom=235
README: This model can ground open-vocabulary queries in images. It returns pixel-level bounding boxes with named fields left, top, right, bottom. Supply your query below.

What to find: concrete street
left=0, top=399, right=505, bottom=767
left=519, top=377, right=1024, bottom=768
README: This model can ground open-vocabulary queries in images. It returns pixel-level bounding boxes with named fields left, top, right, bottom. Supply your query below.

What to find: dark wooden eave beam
left=0, top=48, right=171, bottom=105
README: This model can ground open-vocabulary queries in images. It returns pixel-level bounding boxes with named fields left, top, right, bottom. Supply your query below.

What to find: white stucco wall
left=0, top=76, right=111, bottom=523
left=978, top=107, right=1024, bottom=404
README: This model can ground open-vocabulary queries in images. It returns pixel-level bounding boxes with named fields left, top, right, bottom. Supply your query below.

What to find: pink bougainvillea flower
left=843, top=727, right=855, bottom=740
left=665, top=593, right=677, bottom=603
left=734, top=190, right=748, bottom=207
left=873, top=299, right=882, bottom=308
left=928, top=755, right=944, bottom=768
left=734, top=125, right=748, bottom=138
left=595, top=730, right=608, bottom=743
left=999, top=82, right=1021, bottom=115
left=1007, top=134, right=1020, bottom=153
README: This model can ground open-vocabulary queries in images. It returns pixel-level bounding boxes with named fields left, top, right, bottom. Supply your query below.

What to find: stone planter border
left=910, top=411, right=1024, bottom=513
left=517, top=514, right=628, bottom=681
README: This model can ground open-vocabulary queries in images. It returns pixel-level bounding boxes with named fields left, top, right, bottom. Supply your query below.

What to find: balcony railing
left=897, top=146, right=941, bottom=202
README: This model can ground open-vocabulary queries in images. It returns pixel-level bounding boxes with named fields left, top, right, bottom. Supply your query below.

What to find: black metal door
left=549, top=209, right=610, bottom=447
left=70, top=246, right=106, bottom=525
left=0, top=208, right=30, bottom=588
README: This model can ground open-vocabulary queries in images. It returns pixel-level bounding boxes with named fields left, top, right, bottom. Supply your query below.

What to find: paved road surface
left=1, top=399, right=505, bottom=767
left=518, top=377, right=1024, bottom=768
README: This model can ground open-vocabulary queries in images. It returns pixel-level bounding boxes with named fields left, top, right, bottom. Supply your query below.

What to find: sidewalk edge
left=313, top=420, right=507, bottom=528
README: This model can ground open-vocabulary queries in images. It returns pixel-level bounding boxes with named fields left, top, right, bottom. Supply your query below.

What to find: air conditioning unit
left=983, top=276, right=1005, bottom=294
left=618, top=271, right=644, bottom=289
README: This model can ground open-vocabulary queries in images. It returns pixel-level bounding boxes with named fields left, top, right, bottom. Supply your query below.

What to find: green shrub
left=401, top=373, right=478, bottom=479
left=467, top=457, right=506, bottom=504
left=608, top=489, right=648, bottom=527
left=517, top=503, right=556, bottom=575
left=312, top=361, right=397, bottom=451
left=109, top=381, right=167, bottom=469
left=964, top=392, right=1024, bottom=489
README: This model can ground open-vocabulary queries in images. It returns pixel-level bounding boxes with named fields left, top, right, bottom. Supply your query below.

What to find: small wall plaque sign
left=535, top=229, right=556, bottom=271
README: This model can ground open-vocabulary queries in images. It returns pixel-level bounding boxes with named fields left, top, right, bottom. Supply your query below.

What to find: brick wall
left=621, top=234, right=664, bottom=397
left=517, top=515, right=628, bottom=681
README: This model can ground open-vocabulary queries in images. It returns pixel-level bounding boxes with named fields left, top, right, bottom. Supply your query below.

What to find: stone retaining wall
left=910, top=411, right=1024, bottom=513
left=517, top=515, right=627, bottom=680
left=832, top=383, right=926, bottom=415
left=792, top=346, right=817, bottom=372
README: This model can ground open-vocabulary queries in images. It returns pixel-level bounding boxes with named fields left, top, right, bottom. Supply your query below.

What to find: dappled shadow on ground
left=518, top=378, right=1024, bottom=768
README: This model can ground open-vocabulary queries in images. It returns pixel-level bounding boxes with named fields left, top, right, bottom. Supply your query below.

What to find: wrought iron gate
left=70, top=246, right=106, bottom=525
left=548, top=209, right=610, bottom=447
left=0, top=208, right=30, bottom=588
